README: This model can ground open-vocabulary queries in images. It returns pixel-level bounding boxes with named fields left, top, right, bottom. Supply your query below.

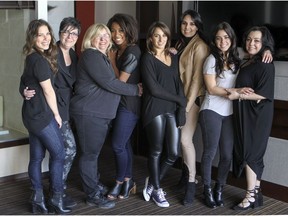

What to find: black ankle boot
left=172, top=163, right=189, bottom=192
left=30, top=189, right=48, bottom=214
left=204, top=185, right=216, bottom=208
left=182, top=182, right=196, bottom=206
left=48, top=192, right=72, bottom=214
left=118, top=179, right=136, bottom=199
left=214, top=183, right=224, bottom=207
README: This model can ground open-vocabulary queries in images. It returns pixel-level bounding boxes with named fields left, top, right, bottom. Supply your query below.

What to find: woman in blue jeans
left=106, top=13, right=141, bottom=200
left=19, top=19, right=71, bottom=214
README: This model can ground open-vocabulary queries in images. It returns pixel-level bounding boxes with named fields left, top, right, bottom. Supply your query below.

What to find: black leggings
left=144, top=113, right=180, bottom=189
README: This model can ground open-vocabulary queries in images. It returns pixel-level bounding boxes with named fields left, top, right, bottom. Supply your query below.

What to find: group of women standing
left=19, top=8, right=275, bottom=214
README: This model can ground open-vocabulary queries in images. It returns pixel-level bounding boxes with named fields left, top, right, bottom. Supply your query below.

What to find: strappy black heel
left=233, top=189, right=256, bottom=210
left=254, top=186, right=263, bottom=207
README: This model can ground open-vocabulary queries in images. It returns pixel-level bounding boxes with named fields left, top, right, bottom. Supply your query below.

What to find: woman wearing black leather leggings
left=141, top=21, right=187, bottom=208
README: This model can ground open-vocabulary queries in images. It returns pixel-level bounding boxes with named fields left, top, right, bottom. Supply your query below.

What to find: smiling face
left=150, top=27, right=168, bottom=51
left=60, top=26, right=79, bottom=50
left=215, top=29, right=231, bottom=54
left=246, top=30, right=262, bottom=56
left=180, top=14, right=198, bottom=38
left=110, top=22, right=127, bottom=48
left=91, top=28, right=111, bottom=54
left=35, top=25, right=51, bottom=52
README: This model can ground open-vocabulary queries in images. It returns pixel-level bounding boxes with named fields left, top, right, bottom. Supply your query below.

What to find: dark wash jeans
left=28, top=118, right=65, bottom=192
left=111, top=105, right=139, bottom=182
left=199, top=109, right=234, bottom=186
left=72, top=114, right=112, bottom=199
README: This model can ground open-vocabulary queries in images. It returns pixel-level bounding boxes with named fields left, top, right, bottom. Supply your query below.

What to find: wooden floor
left=1, top=143, right=288, bottom=215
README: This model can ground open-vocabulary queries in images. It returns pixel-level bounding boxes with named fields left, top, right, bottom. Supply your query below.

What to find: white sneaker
left=143, top=177, right=153, bottom=201
left=151, top=188, right=170, bottom=208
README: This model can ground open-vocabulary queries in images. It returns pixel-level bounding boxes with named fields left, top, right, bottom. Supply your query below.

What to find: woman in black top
left=19, top=19, right=71, bottom=214
left=141, top=21, right=186, bottom=208
left=70, top=23, right=141, bottom=209
left=106, top=13, right=141, bottom=200
left=22, top=17, right=81, bottom=208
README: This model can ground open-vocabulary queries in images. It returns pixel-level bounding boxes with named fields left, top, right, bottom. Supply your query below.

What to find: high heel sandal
left=233, top=189, right=257, bottom=210
left=118, top=179, right=136, bottom=199
left=254, top=186, right=263, bottom=207
left=107, top=182, right=123, bottom=200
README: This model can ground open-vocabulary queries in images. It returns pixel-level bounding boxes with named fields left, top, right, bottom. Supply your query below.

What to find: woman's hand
left=23, top=87, right=36, bottom=100
left=262, top=50, right=273, bottom=63
left=237, top=87, right=254, bottom=95
left=169, top=47, right=178, bottom=55
left=137, top=83, right=143, bottom=97
left=54, top=114, right=62, bottom=128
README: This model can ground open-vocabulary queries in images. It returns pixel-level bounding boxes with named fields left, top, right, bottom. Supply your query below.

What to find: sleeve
left=33, top=57, right=52, bottom=82
left=141, top=53, right=186, bottom=107
left=82, top=50, right=138, bottom=96
left=254, top=63, right=275, bottom=101
left=120, top=53, right=138, bottom=74
left=203, top=54, right=217, bottom=75
left=185, top=43, right=209, bottom=112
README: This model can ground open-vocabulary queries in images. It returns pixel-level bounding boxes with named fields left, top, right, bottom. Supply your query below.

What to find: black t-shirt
left=117, top=45, right=141, bottom=116
left=20, top=52, right=54, bottom=133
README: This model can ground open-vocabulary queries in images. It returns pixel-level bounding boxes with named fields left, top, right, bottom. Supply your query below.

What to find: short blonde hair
left=81, top=23, right=112, bottom=52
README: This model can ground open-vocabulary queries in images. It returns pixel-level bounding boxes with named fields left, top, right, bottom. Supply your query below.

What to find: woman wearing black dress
left=227, top=26, right=275, bottom=210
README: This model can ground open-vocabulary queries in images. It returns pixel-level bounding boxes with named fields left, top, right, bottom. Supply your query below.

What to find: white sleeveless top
left=200, top=54, right=237, bottom=116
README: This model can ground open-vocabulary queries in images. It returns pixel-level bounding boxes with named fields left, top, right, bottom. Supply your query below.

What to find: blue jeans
left=199, top=110, right=234, bottom=186
left=72, top=114, right=111, bottom=198
left=111, top=106, right=139, bottom=182
left=28, top=118, right=65, bottom=192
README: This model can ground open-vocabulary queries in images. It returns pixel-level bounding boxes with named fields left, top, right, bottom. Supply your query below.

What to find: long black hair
left=175, top=9, right=208, bottom=53
left=210, top=22, right=241, bottom=77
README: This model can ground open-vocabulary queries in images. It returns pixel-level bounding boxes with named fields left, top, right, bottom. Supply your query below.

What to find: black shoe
left=98, top=181, right=109, bottom=195
left=233, top=189, right=256, bottom=210
left=30, top=189, right=48, bottom=214
left=214, top=183, right=224, bottom=207
left=183, top=182, right=196, bottom=206
left=86, top=192, right=115, bottom=209
left=48, top=192, right=72, bottom=214
left=203, top=185, right=216, bottom=208
left=63, top=193, right=77, bottom=208
left=118, top=179, right=136, bottom=199
left=254, top=186, right=263, bottom=207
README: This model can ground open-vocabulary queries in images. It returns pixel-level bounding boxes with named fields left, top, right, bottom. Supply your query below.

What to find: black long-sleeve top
left=70, top=48, right=139, bottom=119
left=141, top=52, right=186, bottom=127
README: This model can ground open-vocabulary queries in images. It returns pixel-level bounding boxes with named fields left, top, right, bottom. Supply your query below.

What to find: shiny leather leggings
left=144, top=113, right=180, bottom=189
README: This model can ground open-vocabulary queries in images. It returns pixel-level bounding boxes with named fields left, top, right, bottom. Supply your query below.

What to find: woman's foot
left=118, top=178, right=136, bottom=199
left=233, top=189, right=256, bottom=210
left=107, top=181, right=123, bottom=200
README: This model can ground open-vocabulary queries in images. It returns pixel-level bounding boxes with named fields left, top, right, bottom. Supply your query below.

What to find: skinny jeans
left=144, top=113, right=180, bottom=189
left=111, top=105, right=139, bottom=182
left=28, top=118, right=65, bottom=193
left=72, top=114, right=111, bottom=199
left=199, top=110, right=234, bottom=186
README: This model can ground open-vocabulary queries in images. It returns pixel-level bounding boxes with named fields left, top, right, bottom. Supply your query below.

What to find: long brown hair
left=23, top=19, right=58, bottom=73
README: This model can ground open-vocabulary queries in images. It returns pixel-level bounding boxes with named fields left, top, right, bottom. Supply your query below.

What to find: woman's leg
left=111, top=106, right=139, bottom=182
left=159, top=113, right=180, bottom=180
left=181, top=104, right=199, bottom=182
left=72, top=114, right=110, bottom=198
left=61, top=121, right=77, bottom=183
left=144, top=115, right=165, bottom=190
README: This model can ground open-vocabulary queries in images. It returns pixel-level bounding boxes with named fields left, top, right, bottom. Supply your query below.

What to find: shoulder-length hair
left=81, top=23, right=112, bottom=52
left=107, top=13, right=138, bottom=45
left=146, top=21, right=171, bottom=56
left=242, top=26, right=275, bottom=61
left=210, top=22, right=241, bottom=76
left=23, top=19, right=58, bottom=73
